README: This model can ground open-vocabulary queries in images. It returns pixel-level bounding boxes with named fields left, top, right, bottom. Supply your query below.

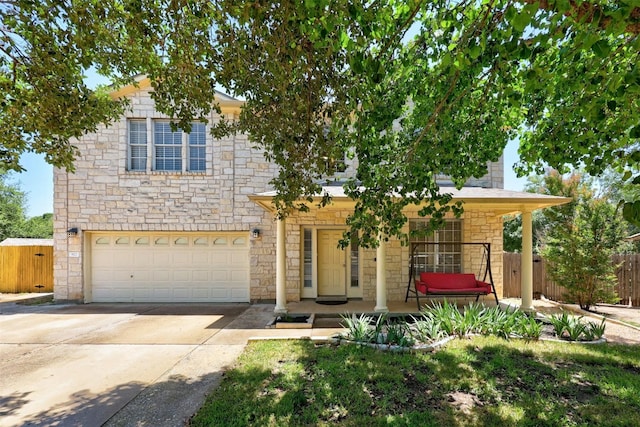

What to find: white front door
left=317, top=230, right=347, bottom=297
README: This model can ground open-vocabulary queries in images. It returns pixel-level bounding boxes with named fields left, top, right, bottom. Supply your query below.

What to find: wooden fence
left=503, top=253, right=640, bottom=307
left=0, top=245, right=54, bottom=293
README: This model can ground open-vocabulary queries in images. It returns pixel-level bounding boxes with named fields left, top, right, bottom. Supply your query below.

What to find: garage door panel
left=191, top=270, right=210, bottom=281
left=152, top=269, right=172, bottom=282
left=91, top=232, right=250, bottom=302
left=171, top=252, right=191, bottom=265
left=153, top=288, right=173, bottom=300
left=153, top=252, right=171, bottom=265
left=131, top=270, right=151, bottom=281
left=230, top=252, right=249, bottom=264
left=192, top=252, right=209, bottom=264
left=173, top=270, right=192, bottom=281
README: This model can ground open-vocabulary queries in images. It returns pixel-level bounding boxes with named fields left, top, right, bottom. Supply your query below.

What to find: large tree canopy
left=2, top=0, right=639, bottom=244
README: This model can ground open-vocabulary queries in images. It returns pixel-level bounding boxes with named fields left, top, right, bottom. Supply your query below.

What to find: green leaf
left=512, top=11, right=532, bottom=33
left=622, top=201, right=640, bottom=227
left=591, top=40, right=610, bottom=57
left=469, top=45, right=481, bottom=59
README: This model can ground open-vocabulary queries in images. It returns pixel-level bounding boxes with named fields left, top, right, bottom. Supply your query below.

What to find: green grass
left=190, top=337, right=640, bottom=426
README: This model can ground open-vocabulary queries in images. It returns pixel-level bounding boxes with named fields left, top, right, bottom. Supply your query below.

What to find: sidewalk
left=0, top=292, right=53, bottom=304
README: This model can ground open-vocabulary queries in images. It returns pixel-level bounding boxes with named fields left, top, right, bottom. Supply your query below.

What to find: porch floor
left=286, top=296, right=503, bottom=316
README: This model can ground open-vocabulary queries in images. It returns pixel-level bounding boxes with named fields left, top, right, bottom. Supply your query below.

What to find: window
left=128, top=120, right=207, bottom=172
left=410, top=219, right=462, bottom=273
left=303, top=229, right=312, bottom=288
left=128, top=120, right=147, bottom=171
left=350, top=236, right=359, bottom=288
left=188, top=123, right=206, bottom=172
left=154, top=121, right=183, bottom=171
left=322, top=152, right=347, bottom=174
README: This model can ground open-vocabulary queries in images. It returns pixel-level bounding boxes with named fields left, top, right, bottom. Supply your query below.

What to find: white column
left=521, top=210, right=534, bottom=311
left=274, top=217, right=287, bottom=314
left=375, top=235, right=389, bottom=312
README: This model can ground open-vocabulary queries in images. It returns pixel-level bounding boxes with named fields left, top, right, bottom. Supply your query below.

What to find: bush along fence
left=503, top=253, right=640, bottom=307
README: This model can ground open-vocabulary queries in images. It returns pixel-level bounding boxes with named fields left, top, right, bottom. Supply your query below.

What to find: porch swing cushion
left=415, top=272, right=492, bottom=295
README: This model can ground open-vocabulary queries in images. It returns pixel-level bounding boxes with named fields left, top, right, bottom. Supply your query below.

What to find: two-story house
left=53, top=76, right=569, bottom=312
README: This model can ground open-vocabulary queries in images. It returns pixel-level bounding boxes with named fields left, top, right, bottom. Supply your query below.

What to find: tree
left=542, top=198, right=627, bottom=310
left=503, top=170, right=593, bottom=252
left=18, top=213, right=53, bottom=238
left=0, top=173, right=27, bottom=241
left=2, top=1, right=640, bottom=245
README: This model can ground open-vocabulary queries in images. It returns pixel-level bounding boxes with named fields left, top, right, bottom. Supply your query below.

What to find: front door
left=317, top=230, right=347, bottom=297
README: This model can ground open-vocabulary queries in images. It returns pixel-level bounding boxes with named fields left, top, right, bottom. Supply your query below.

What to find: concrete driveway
left=0, top=301, right=275, bottom=427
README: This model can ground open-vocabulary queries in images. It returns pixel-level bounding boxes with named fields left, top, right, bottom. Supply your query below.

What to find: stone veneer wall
left=54, top=86, right=505, bottom=303
left=283, top=208, right=504, bottom=304
left=53, top=88, right=279, bottom=302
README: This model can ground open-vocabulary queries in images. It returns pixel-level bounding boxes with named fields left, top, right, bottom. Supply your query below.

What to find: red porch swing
left=404, top=242, right=500, bottom=310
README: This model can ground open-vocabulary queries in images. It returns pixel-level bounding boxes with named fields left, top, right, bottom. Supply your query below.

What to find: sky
left=14, top=140, right=527, bottom=218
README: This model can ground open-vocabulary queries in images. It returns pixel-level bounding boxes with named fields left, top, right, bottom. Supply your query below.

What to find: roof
left=109, top=75, right=244, bottom=115
left=0, top=238, right=54, bottom=246
left=250, top=186, right=571, bottom=215
left=626, top=233, right=640, bottom=242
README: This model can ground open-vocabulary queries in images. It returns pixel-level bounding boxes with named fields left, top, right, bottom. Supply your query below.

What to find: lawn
left=190, top=337, right=640, bottom=426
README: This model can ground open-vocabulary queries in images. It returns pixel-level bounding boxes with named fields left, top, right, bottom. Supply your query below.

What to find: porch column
left=375, top=235, right=389, bottom=312
left=274, top=216, right=287, bottom=314
left=520, top=210, right=534, bottom=311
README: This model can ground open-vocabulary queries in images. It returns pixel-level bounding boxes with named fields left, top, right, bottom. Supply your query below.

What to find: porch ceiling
left=249, top=186, right=571, bottom=216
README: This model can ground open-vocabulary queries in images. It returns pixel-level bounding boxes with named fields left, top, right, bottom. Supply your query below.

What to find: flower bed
left=335, top=302, right=606, bottom=351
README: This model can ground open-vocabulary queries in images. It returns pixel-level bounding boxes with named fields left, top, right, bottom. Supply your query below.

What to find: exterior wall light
left=67, top=227, right=79, bottom=238
left=252, top=229, right=260, bottom=238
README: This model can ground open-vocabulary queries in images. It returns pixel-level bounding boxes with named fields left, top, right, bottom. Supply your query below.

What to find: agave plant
left=565, top=317, right=587, bottom=341
left=516, top=315, right=543, bottom=341
left=385, top=322, right=415, bottom=347
left=584, top=318, right=606, bottom=341
left=424, top=300, right=463, bottom=337
left=549, top=312, right=571, bottom=338
left=410, top=315, right=445, bottom=343
left=340, top=313, right=375, bottom=343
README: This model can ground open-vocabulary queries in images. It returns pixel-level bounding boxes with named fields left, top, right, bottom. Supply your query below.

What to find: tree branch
left=525, top=0, right=640, bottom=35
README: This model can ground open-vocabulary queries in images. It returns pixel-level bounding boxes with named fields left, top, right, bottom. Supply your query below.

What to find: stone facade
left=54, top=85, right=505, bottom=303
left=54, top=87, right=279, bottom=302
left=283, top=208, right=503, bottom=304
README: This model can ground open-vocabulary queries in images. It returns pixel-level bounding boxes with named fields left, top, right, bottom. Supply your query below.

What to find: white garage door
left=90, top=233, right=250, bottom=302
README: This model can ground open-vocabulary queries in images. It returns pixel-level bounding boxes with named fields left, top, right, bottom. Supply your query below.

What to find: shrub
left=410, top=315, right=445, bottom=343
left=584, top=318, right=607, bottom=341
left=548, top=312, right=606, bottom=341
left=340, top=313, right=375, bottom=343
left=542, top=200, right=623, bottom=310
left=516, top=315, right=543, bottom=341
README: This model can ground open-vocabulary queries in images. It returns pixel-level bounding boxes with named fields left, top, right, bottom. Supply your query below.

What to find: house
left=53, top=76, right=569, bottom=312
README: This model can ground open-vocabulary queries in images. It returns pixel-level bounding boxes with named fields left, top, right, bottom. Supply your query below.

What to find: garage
left=89, top=232, right=250, bottom=302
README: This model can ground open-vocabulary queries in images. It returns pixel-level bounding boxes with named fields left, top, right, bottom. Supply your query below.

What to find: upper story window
left=127, top=119, right=207, bottom=172
left=128, top=120, right=147, bottom=171
left=188, top=123, right=206, bottom=172
left=154, top=121, right=183, bottom=171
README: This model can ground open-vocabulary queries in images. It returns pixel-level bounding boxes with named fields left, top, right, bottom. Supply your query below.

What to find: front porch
left=250, top=186, right=571, bottom=315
